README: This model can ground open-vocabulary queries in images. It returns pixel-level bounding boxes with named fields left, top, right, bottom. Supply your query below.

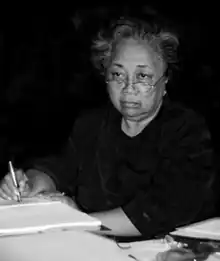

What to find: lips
left=120, top=101, right=140, bottom=108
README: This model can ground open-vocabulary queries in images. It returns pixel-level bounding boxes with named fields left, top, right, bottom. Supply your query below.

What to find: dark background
left=0, top=4, right=219, bottom=194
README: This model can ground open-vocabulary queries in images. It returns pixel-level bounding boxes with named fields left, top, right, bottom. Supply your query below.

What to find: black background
left=0, top=4, right=218, bottom=189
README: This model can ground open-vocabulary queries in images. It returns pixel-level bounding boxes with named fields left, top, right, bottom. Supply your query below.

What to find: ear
left=164, top=77, right=169, bottom=84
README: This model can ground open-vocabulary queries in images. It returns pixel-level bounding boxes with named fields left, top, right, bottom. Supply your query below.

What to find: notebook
left=0, top=197, right=101, bottom=236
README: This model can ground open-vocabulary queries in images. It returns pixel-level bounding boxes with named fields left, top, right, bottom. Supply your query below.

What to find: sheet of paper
left=0, top=198, right=101, bottom=236
left=0, top=230, right=130, bottom=261
left=0, top=197, right=51, bottom=207
left=171, top=218, right=220, bottom=240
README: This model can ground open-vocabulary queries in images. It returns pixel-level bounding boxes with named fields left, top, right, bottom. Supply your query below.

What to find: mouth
left=120, top=101, right=140, bottom=108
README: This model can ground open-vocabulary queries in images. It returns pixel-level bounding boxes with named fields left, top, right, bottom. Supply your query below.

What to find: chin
left=122, top=111, right=144, bottom=121
left=122, top=108, right=153, bottom=122
left=124, top=115, right=144, bottom=121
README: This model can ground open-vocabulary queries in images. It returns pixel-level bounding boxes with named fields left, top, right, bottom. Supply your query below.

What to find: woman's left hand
left=37, top=192, right=79, bottom=210
left=156, top=248, right=196, bottom=261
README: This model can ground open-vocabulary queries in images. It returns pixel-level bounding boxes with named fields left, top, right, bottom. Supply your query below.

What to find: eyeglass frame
left=106, top=73, right=166, bottom=94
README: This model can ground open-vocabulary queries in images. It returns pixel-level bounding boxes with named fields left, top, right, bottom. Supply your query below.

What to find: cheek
left=140, top=91, right=156, bottom=108
left=108, top=86, right=120, bottom=103
left=140, top=89, right=162, bottom=109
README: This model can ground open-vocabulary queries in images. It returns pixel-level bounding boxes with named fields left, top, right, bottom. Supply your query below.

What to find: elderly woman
left=0, top=17, right=215, bottom=239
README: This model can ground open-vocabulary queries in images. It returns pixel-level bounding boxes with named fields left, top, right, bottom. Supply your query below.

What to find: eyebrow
left=137, top=65, right=151, bottom=69
left=112, top=63, right=152, bottom=69
left=112, top=63, right=123, bottom=68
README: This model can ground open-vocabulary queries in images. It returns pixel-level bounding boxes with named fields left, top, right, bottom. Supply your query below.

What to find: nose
left=122, top=82, right=139, bottom=95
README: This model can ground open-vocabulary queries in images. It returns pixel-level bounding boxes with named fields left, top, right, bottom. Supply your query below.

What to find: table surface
left=120, top=239, right=220, bottom=261
left=1, top=229, right=220, bottom=261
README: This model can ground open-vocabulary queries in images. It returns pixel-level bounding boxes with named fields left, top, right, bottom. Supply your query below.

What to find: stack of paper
left=0, top=197, right=101, bottom=236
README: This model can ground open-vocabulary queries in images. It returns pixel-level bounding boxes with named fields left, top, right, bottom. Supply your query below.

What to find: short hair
left=91, top=16, right=179, bottom=77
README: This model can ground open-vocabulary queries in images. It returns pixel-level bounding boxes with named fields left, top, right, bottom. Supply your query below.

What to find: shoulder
left=158, top=100, right=211, bottom=151
left=160, top=100, right=209, bottom=138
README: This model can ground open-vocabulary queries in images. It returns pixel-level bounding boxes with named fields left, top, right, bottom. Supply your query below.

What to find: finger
left=9, top=170, right=28, bottom=194
left=4, top=174, right=19, bottom=195
left=25, top=187, right=40, bottom=198
left=10, top=169, right=27, bottom=187
left=1, top=182, right=20, bottom=200
left=0, top=187, right=12, bottom=200
left=15, top=170, right=26, bottom=181
left=36, top=192, right=59, bottom=200
left=39, top=192, right=63, bottom=197
left=19, top=176, right=28, bottom=192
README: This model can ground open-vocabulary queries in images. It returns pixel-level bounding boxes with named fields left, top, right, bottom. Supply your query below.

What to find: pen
left=8, top=161, right=21, bottom=202
left=128, top=254, right=141, bottom=261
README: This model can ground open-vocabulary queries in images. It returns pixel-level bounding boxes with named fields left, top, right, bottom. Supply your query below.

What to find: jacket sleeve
left=23, top=128, right=79, bottom=196
left=122, top=110, right=216, bottom=237
left=23, top=107, right=107, bottom=196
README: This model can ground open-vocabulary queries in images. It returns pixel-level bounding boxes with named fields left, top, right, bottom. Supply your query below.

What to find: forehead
left=112, top=38, right=164, bottom=73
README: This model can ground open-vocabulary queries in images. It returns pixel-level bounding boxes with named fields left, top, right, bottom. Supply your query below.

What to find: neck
left=122, top=103, right=162, bottom=136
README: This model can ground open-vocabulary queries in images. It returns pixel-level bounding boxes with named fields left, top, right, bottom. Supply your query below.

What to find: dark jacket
left=26, top=98, right=216, bottom=238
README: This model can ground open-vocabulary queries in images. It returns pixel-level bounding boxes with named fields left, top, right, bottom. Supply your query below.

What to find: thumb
left=22, top=182, right=45, bottom=198
left=16, top=169, right=26, bottom=182
left=18, top=174, right=29, bottom=191
left=19, top=176, right=37, bottom=197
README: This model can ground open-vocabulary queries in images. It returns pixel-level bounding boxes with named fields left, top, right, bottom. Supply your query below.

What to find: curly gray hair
left=91, top=17, right=179, bottom=77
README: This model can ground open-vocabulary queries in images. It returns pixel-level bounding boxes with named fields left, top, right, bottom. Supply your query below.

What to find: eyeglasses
left=106, top=73, right=165, bottom=94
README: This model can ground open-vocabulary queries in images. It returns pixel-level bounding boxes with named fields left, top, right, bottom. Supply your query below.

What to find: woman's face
left=106, top=38, right=166, bottom=121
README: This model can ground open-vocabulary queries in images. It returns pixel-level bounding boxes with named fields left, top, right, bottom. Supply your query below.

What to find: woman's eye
left=137, top=73, right=153, bottom=83
left=109, top=72, right=125, bottom=83
left=112, top=72, right=123, bottom=78
left=138, top=73, right=148, bottom=79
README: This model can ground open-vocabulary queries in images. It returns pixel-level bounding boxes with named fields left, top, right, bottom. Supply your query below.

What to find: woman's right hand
left=0, top=169, right=31, bottom=200
left=0, top=169, right=57, bottom=201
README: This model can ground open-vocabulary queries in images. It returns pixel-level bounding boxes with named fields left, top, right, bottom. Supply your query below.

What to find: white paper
left=0, top=230, right=130, bottom=261
left=0, top=198, right=101, bottom=236
left=171, top=218, right=220, bottom=240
